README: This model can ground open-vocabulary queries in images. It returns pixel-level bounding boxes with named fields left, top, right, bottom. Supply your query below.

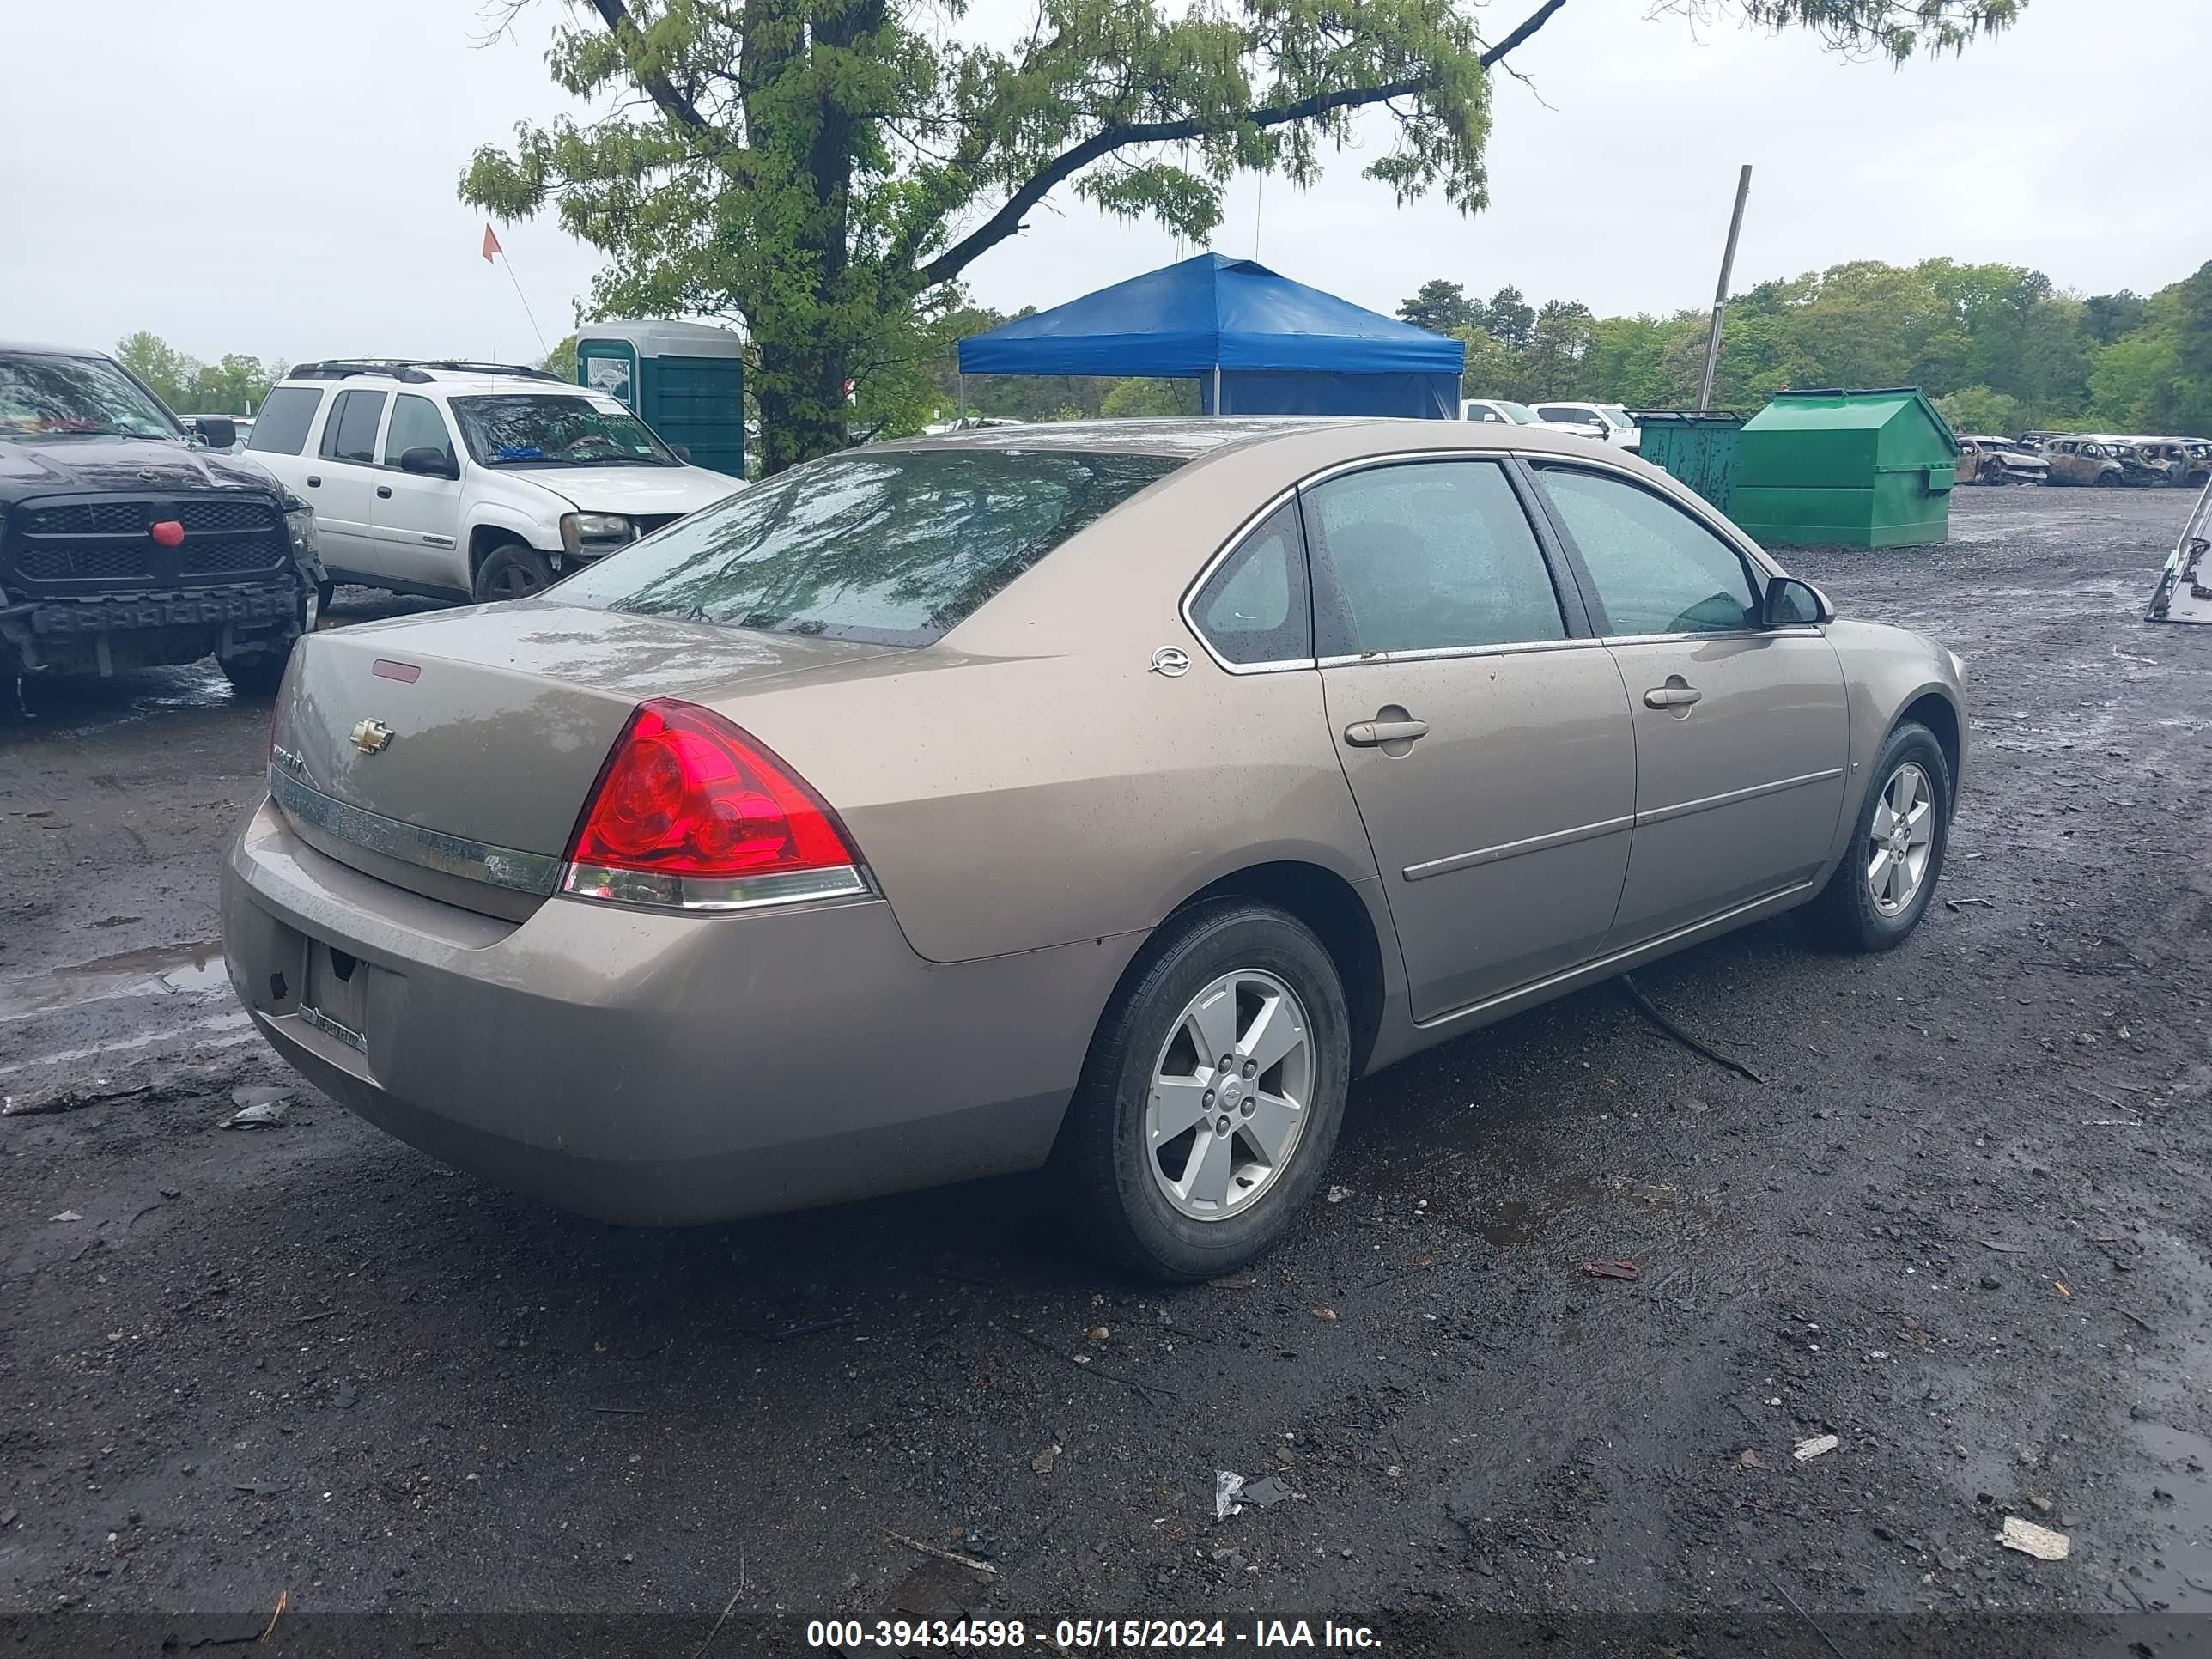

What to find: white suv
left=1529, top=402, right=1642, bottom=452
left=244, top=360, right=743, bottom=604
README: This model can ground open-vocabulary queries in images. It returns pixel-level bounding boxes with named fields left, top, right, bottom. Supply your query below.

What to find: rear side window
left=244, top=386, right=324, bottom=456
left=383, top=394, right=454, bottom=468
left=556, top=448, right=1184, bottom=647
left=1303, top=460, right=1565, bottom=656
left=1191, top=501, right=1310, bottom=665
left=319, top=390, right=386, bottom=464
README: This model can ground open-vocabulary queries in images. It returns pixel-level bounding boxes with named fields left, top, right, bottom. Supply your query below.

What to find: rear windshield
left=556, top=447, right=1185, bottom=647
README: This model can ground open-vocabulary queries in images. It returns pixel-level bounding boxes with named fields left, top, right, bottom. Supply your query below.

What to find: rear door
left=307, top=388, right=390, bottom=577
left=1527, top=462, right=1848, bottom=949
left=368, top=393, right=466, bottom=592
left=1305, top=457, right=1637, bottom=1021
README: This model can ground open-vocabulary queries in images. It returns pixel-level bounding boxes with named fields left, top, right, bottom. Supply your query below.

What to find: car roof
left=276, top=363, right=594, bottom=397
left=866, top=416, right=1634, bottom=465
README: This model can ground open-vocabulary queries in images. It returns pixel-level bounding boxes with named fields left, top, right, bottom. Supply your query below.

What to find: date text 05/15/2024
left=803, top=1618, right=1382, bottom=1649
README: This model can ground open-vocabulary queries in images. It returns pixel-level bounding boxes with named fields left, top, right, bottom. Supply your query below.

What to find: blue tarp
left=957, top=253, right=1464, bottom=418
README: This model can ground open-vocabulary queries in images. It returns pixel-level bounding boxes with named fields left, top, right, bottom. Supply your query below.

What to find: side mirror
left=193, top=416, right=236, bottom=449
left=669, top=442, right=693, bottom=464
left=1765, top=574, right=1833, bottom=627
left=399, top=446, right=460, bottom=481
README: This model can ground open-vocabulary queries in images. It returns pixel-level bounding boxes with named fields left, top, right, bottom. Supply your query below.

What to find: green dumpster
left=1632, top=410, right=1745, bottom=514
left=575, top=319, right=746, bottom=477
left=1728, top=387, right=1958, bottom=549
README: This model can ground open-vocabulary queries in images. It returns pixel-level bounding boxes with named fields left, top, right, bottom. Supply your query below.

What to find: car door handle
left=375, top=484, right=392, bottom=498
left=1344, top=718, right=1430, bottom=747
left=1644, top=684, right=1704, bottom=709
left=305, top=475, right=321, bottom=488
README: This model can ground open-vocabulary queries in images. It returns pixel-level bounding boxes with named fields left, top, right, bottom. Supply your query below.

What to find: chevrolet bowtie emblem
left=350, top=719, right=394, bottom=756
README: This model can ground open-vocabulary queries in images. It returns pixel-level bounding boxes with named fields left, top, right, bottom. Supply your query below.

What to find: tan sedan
left=222, top=419, right=1966, bottom=1279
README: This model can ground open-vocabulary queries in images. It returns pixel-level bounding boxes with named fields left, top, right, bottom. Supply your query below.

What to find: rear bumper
left=222, top=797, right=1141, bottom=1224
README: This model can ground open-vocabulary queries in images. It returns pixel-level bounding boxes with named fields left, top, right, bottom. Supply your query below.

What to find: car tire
left=218, top=647, right=290, bottom=696
left=472, top=544, right=556, bottom=603
left=1802, top=721, right=1952, bottom=952
left=1054, top=900, right=1352, bottom=1282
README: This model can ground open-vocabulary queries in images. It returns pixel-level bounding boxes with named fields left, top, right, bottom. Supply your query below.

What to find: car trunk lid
left=270, top=600, right=897, bottom=918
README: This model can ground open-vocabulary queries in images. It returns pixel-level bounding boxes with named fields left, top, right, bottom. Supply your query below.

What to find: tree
left=1935, top=385, right=2021, bottom=435
left=1100, top=377, right=1200, bottom=417
left=464, top=0, right=2021, bottom=471
left=1480, top=285, right=1535, bottom=354
left=1523, top=300, right=1595, bottom=399
left=188, top=353, right=281, bottom=416
left=539, top=333, right=580, bottom=382
left=114, top=331, right=199, bottom=412
left=1398, top=278, right=1480, bottom=336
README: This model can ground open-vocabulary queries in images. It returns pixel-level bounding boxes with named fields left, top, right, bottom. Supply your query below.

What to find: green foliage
left=1425, top=254, right=2212, bottom=435
left=113, top=332, right=280, bottom=416
left=462, top=0, right=2020, bottom=471
left=1397, top=278, right=1480, bottom=335
left=539, top=333, right=580, bottom=382
left=1935, top=385, right=2022, bottom=435
left=1100, top=378, right=1202, bottom=418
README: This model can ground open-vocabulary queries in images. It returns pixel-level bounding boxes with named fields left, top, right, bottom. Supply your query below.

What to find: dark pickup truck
left=1, top=341, right=325, bottom=691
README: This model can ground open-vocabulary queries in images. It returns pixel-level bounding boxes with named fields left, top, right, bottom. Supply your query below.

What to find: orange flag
left=481, top=224, right=502, bottom=263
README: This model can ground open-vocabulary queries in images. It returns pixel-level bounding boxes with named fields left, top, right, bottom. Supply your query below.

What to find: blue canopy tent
left=956, top=252, right=1464, bottom=418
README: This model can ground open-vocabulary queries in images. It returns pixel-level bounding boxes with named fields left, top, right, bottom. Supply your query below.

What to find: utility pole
left=1697, top=165, right=1753, bottom=412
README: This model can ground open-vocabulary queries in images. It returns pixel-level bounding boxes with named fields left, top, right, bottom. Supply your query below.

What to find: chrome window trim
left=1316, top=635, right=1606, bottom=671
left=1600, top=625, right=1826, bottom=647
left=271, top=768, right=562, bottom=896
left=1177, top=483, right=1313, bottom=676
left=1632, top=767, right=1845, bottom=829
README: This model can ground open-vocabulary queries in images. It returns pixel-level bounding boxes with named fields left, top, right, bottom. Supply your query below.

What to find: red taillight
left=562, top=699, right=866, bottom=910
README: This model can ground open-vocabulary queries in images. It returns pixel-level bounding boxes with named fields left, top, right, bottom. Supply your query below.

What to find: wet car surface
left=3, top=501, right=2209, bottom=1643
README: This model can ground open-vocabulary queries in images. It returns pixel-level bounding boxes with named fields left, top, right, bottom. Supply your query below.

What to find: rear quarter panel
left=702, top=432, right=1398, bottom=964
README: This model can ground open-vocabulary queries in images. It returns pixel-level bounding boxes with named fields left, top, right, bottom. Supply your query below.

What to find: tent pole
left=1212, top=366, right=1222, bottom=417
left=957, top=373, right=967, bottom=424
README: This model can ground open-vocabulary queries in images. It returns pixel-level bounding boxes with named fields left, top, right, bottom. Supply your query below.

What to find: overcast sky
left=3, top=0, right=2197, bottom=370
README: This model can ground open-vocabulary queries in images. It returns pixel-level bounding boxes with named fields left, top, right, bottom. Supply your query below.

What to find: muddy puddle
left=0, top=940, right=229, bottom=1022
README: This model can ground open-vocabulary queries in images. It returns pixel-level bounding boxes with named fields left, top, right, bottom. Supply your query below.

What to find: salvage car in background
left=246, top=360, right=741, bottom=607
left=1955, top=435, right=2050, bottom=485
left=2134, top=438, right=2212, bottom=488
left=2041, top=436, right=2134, bottom=487
left=223, top=419, right=1966, bottom=1279
left=0, top=342, right=320, bottom=689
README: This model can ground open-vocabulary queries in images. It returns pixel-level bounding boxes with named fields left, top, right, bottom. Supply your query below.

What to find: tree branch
left=915, top=0, right=1568, bottom=289
left=586, top=0, right=750, bottom=182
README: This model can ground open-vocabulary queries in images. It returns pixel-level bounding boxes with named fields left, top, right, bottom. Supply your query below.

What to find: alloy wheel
left=1867, top=760, right=1936, bottom=916
left=1146, top=969, right=1313, bottom=1221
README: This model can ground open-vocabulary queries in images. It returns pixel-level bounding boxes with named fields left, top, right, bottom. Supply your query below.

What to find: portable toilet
left=1728, top=387, right=1957, bottom=549
left=575, top=320, right=745, bottom=477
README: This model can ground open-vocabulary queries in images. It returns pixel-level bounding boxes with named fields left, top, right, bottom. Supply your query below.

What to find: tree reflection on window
left=558, top=449, right=1184, bottom=647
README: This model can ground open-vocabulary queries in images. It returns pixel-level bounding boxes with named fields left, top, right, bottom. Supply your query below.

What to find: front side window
left=1536, top=466, right=1759, bottom=636
left=320, top=390, right=387, bottom=464
left=383, top=394, right=454, bottom=468
left=247, top=386, right=324, bottom=456
left=1303, top=460, right=1565, bottom=657
left=447, top=394, right=679, bottom=468
left=1191, top=501, right=1310, bottom=665
left=0, top=352, right=179, bottom=440
left=556, top=447, right=1183, bottom=647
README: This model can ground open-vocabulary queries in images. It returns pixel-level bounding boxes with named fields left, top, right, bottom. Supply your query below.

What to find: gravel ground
left=1, top=487, right=2206, bottom=1655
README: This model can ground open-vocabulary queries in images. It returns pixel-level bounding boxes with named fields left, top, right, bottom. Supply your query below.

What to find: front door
left=368, top=392, right=465, bottom=592
left=1527, top=463, right=1850, bottom=948
left=1304, top=458, right=1638, bottom=1022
